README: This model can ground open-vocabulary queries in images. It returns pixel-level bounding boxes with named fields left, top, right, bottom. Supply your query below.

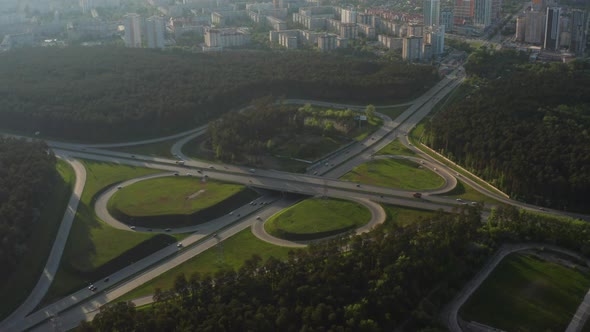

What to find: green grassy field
left=341, top=158, right=445, bottom=190
left=109, top=177, right=247, bottom=217
left=43, top=161, right=181, bottom=304
left=265, top=198, right=371, bottom=240
left=109, top=139, right=178, bottom=159
left=461, top=253, right=590, bottom=332
left=382, top=204, right=438, bottom=227
left=376, top=105, right=411, bottom=120
left=0, top=159, right=76, bottom=320
left=377, top=139, right=417, bottom=157
left=440, top=180, right=502, bottom=205
left=117, top=228, right=298, bottom=302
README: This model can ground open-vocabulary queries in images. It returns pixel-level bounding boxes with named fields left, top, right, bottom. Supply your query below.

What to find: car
left=324, top=162, right=329, bottom=166
left=186, top=173, right=192, bottom=176
left=91, top=286, right=97, bottom=291
left=229, top=211, right=234, bottom=215
left=131, top=155, right=136, bottom=158
left=208, top=165, right=214, bottom=169
left=470, top=202, right=477, bottom=206
left=249, top=169, right=256, bottom=173
left=130, top=226, right=136, bottom=230
left=256, top=216, right=262, bottom=220
left=177, top=243, right=183, bottom=248
left=88, top=285, right=94, bottom=290
left=420, top=161, right=425, bottom=164
left=409, top=143, right=413, bottom=146
left=313, top=171, right=318, bottom=175
left=213, top=233, right=218, bottom=238
left=197, top=170, right=202, bottom=173
left=456, top=198, right=462, bottom=202
left=237, top=214, right=241, bottom=217
left=165, top=228, right=171, bottom=232
left=539, top=207, right=546, bottom=211
left=433, top=167, right=437, bottom=171
left=117, top=186, right=122, bottom=190
left=147, top=228, right=152, bottom=232
left=413, top=192, right=422, bottom=198
left=371, top=137, right=375, bottom=140
left=104, top=277, right=110, bottom=282
left=204, top=174, right=209, bottom=178
left=356, top=184, right=361, bottom=187
left=174, top=172, right=179, bottom=176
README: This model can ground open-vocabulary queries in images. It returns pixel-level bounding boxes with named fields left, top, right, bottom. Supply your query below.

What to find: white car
left=177, top=243, right=183, bottom=248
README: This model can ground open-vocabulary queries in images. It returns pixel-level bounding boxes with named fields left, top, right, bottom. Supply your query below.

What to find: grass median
left=0, top=159, right=75, bottom=320
left=461, top=252, right=590, bottom=331
left=265, top=198, right=371, bottom=241
left=377, top=138, right=417, bottom=157
left=341, top=158, right=445, bottom=191
left=117, top=228, right=298, bottom=302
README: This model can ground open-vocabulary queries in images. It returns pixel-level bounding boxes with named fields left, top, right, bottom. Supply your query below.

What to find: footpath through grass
left=265, top=198, right=371, bottom=241
left=118, top=228, right=297, bottom=302
left=0, top=159, right=75, bottom=320
left=341, top=158, right=444, bottom=191
left=43, top=161, right=180, bottom=305
left=461, top=253, right=590, bottom=332
left=377, top=138, right=417, bottom=157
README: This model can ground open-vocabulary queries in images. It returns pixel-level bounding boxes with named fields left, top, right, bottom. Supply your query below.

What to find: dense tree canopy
left=0, top=47, right=437, bottom=141
left=426, top=49, right=590, bottom=211
left=79, top=202, right=590, bottom=331
left=0, top=138, right=57, bottom=281
left=208, top=98, right=366, bottom=163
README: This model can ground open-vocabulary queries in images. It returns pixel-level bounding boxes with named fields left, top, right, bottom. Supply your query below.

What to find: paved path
left=251, top=197, right=386, bottom=247
left=0, top=157, right=86, bottom=331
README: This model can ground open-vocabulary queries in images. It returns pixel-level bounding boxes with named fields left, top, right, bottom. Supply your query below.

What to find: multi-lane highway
left=4, top=65, right=586, bottom=332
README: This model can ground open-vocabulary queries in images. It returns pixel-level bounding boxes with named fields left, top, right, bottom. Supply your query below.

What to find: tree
left=365, top=104, right=376, bottom=120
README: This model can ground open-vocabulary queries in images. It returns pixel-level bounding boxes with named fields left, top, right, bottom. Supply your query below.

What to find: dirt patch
left=186, top=189, right=206, bottom=200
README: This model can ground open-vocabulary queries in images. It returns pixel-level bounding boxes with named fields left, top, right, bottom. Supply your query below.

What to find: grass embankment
left=265, top=198, right=371, bottom=241
left=382, top=205, right=438, bottom=227
left=440, top=180, right=503, bottom=205
left=376, top=105, right=411, bottom=120
left=118, top=228, right=298, bottom=302
left=110, top=138, right=178, bottom=159
left=461, top=253, right=590, bottom=332
left=43, top=161, right=181, bottom=305
left=0, top=160, right=75, bottom=320
left=341, top=158, right=445, bottom=191
left=108, top=177, right=258, bottom=228
left=377, top=139, right=417, bottom=157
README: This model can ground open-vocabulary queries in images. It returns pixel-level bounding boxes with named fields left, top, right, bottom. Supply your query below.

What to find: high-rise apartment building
left=423, top=0, right=440, bottom=26
left=474, top=0, right=492, bottom=27
left=146, top=16, right=165, bottom=49
left=525, top=10, right=545, bottom=44
left=544, top=7, right=561, bottom=50
left=454, top=0, right=474, bottom=25
left=124, top=13, right=142, bottom=48
left=570, top=9, right=587, bottom=55
left=440, top=8, right=454, bottom=32
left=402, top=36, right=423, bottom=62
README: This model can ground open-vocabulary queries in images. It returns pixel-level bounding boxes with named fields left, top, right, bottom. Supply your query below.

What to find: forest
left=208, top=98, right=365, bottom=163
left=78, top=203, right=590, bottom=331
left=0, top=47, right=437, bottom=141
left=425, top=49, right=590, bottom=211
left=0, top=138, right=58, bottom=282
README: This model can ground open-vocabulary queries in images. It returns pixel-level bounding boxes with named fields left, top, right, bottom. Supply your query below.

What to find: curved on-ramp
left=251, top=197, right=386, bottom=248
left=0, top=156, right=86, bottom=331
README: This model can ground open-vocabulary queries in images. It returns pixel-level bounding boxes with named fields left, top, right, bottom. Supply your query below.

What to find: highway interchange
left=2, top=66, right=589, bottom=332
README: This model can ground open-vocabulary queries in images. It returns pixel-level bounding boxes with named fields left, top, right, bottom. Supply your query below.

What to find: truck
left=175, top=160, right=185, bottom=165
